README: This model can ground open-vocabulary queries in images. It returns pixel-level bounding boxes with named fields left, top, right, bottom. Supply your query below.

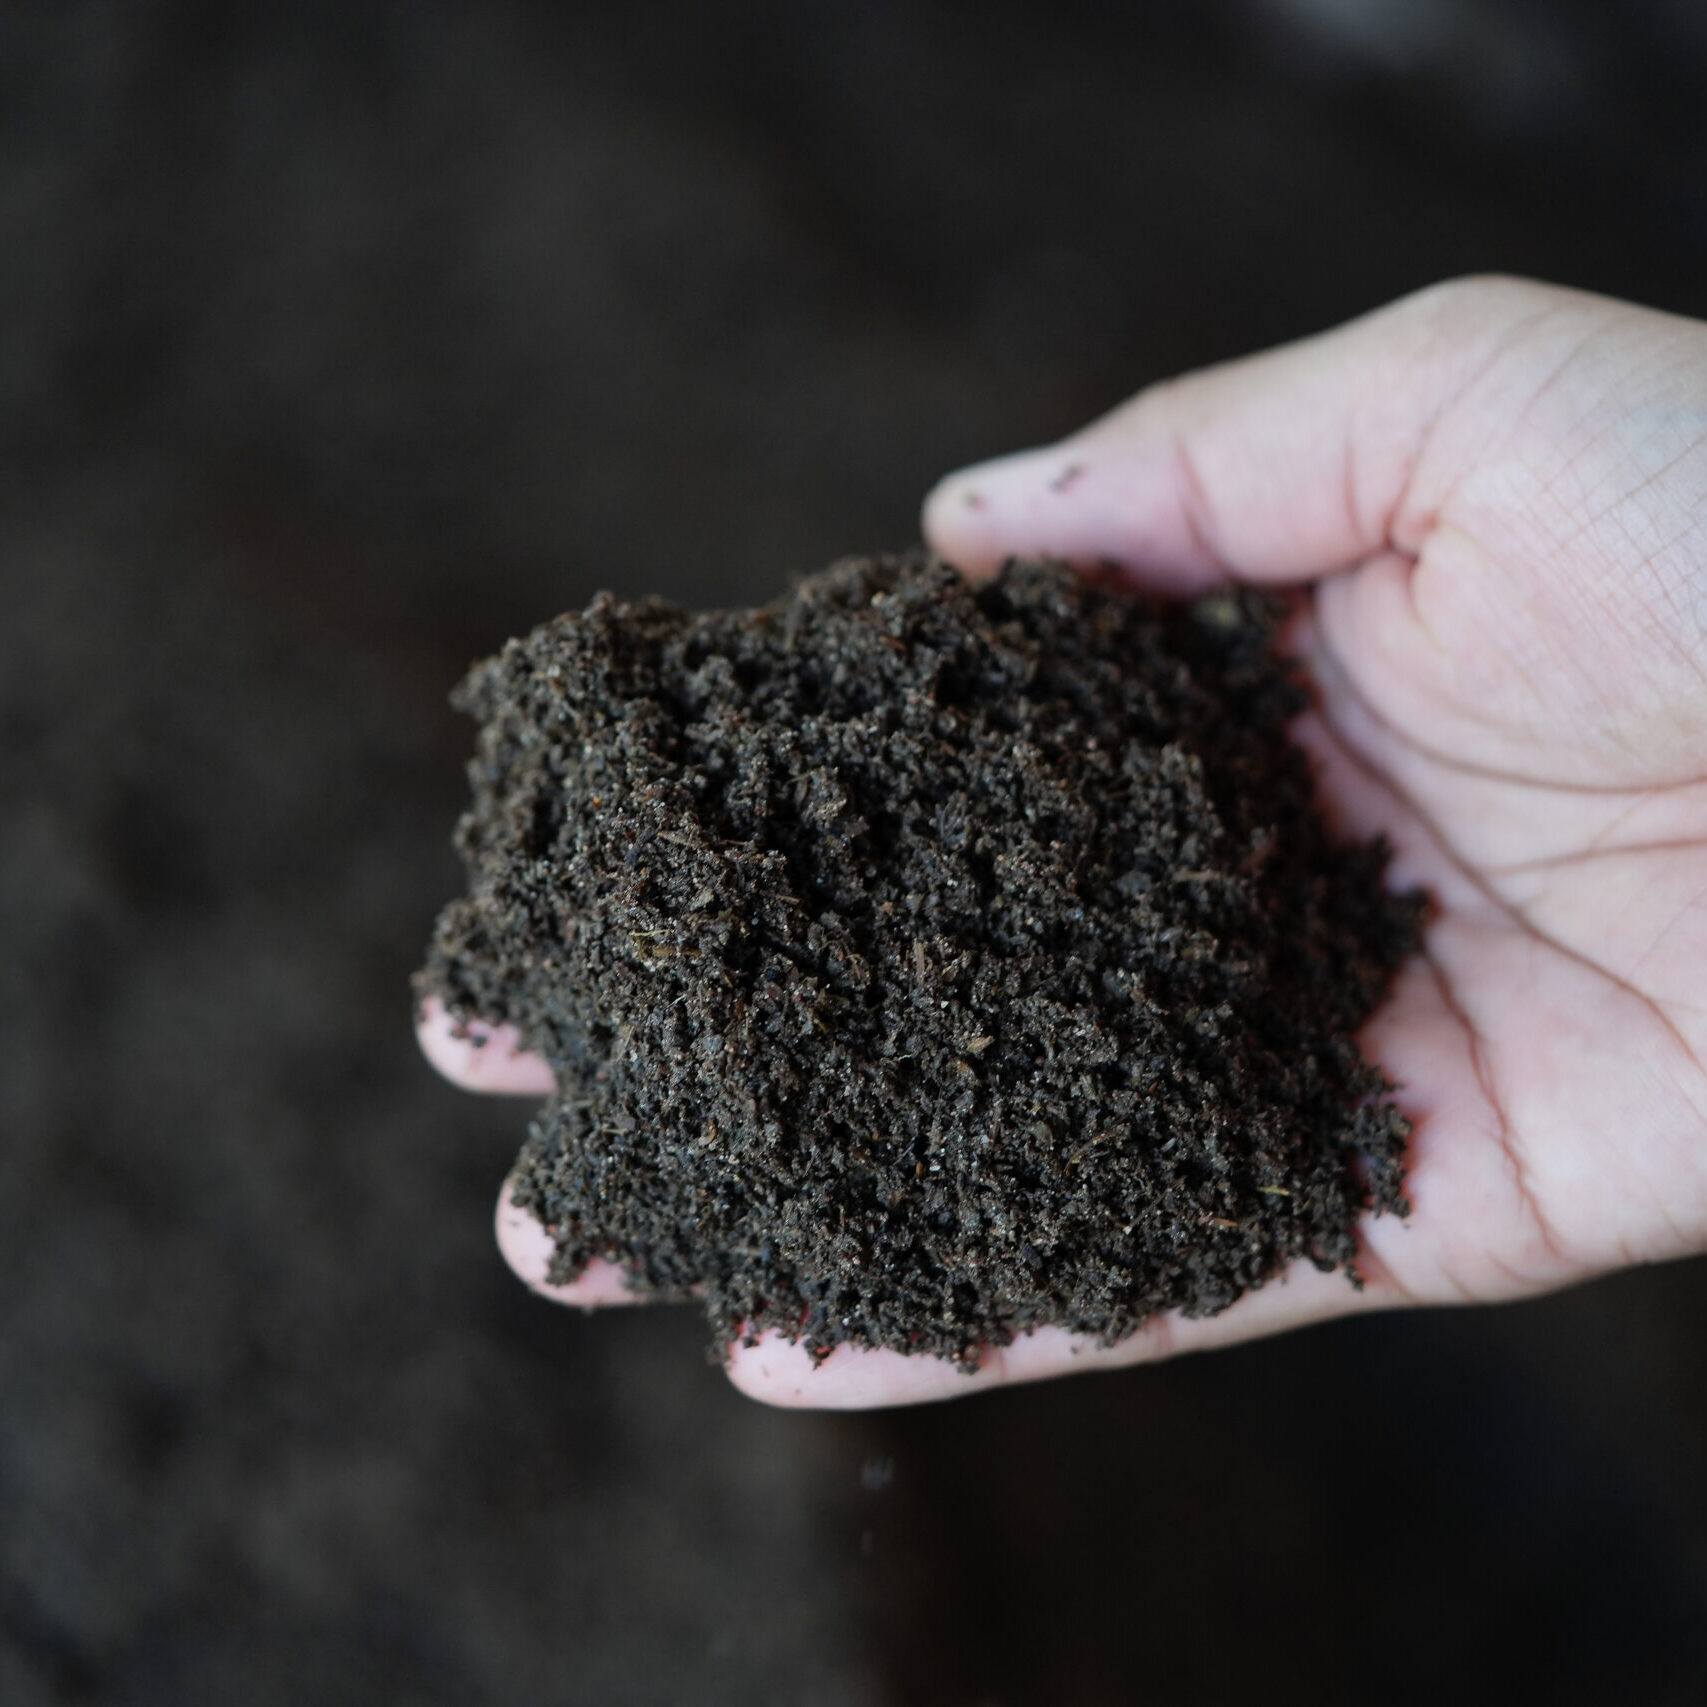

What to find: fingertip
left=722, top=1323, right=1155, bottom=1409
left=923, top=446, right=1073, bottom=577
left=924, top=441, right=1231, bottom=598
left=417, top=995, right=556, bottom=1096
left=724, top=1330, right=983, bottom=1409
left=922, top=464, right=1013, bottom=577
left=494, top=1186, right=644, bottom=1307
left=494, top=1188, right=557, bottom=1285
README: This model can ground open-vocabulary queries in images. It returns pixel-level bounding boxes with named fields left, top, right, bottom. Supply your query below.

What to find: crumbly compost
left=421, top=556, right=1421, bottom=1365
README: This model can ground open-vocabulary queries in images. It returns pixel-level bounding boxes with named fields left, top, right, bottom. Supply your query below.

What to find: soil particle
left=420, top=556, right=1422, bottom=1366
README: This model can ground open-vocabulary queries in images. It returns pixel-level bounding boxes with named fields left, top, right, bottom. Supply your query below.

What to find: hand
left=423, top=276, right=1707, bottom=1407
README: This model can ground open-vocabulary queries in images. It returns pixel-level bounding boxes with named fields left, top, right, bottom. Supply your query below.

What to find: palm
left=1295, top=688, right=1707, bottom=1311
left=1296, top=357, right=1707, bottom=1305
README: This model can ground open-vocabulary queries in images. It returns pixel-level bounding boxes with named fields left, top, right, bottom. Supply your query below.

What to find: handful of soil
left=421, top=556, right=1421, bottom=1366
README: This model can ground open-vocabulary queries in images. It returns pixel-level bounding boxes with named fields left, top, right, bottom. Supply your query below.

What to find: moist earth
left=421, top=555, right=1422, bottom=1365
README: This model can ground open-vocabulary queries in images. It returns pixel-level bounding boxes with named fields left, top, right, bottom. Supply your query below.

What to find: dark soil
left=422, top=555, right=1421, bottom=1364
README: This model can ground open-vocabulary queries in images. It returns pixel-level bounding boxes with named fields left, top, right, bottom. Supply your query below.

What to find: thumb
left=923, top=275, right=1572, bottom=592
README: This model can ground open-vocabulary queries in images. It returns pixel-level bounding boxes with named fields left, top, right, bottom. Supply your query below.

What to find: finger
left=417, top=994, right=556, bottom=1095
left=495, top=1186, right=648, bottom=1306
left=725, top=1257, right=1404, bottom=1411
left=922, top=275, right=1581, bottom=590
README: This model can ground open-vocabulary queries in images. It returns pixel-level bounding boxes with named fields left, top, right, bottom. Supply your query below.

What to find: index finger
left=922, top=275, right=1599, bottom=591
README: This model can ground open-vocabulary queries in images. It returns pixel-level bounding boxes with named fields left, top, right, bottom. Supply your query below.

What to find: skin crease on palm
left=417, top=275, right=1707, bottom=1409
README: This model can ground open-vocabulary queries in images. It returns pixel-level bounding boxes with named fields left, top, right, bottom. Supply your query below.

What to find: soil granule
left=421, top=556, right=1421, bottom=1366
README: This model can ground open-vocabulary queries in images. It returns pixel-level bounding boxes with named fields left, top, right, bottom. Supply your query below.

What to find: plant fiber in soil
left=421, top=556, right=1421, bottom=1365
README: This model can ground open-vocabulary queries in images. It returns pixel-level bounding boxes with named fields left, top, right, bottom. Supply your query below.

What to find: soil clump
left=421, top=556, right=1422, bottom=1365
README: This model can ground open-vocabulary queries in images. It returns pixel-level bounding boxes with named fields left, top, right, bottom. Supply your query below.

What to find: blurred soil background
left=6, top=2, right=1707, bottom=1702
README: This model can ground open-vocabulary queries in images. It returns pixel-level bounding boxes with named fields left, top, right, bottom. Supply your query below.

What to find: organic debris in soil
left=420, top=556, right=1422, bottom=1366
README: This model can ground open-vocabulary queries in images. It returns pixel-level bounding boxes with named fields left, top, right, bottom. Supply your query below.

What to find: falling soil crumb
left=420, top=556, right=1423, bottom=1367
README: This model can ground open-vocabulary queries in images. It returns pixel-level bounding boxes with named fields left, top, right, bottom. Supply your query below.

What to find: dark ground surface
left=6, top=2, right=1707, bottom=1703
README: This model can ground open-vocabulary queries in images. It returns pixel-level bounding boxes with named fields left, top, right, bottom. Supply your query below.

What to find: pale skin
left=419, top=275, right=1707, bottom=1408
